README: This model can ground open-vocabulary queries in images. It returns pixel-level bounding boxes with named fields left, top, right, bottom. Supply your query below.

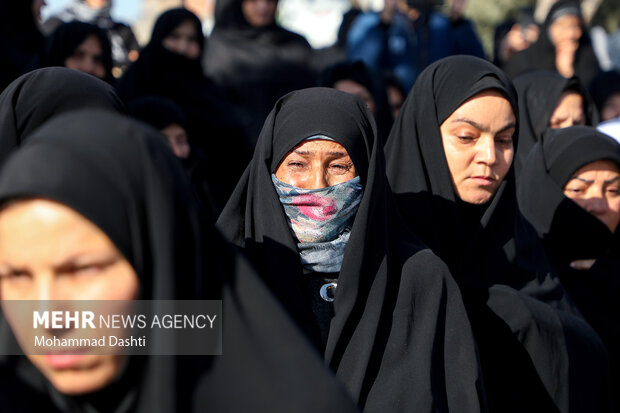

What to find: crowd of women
left=0, top=0, right=619, bottom=412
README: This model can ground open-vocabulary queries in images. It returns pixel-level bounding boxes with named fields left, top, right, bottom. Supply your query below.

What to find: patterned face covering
left=271, top=175, right=363, bottom=243
left=272, top=174, right=363, bottom=273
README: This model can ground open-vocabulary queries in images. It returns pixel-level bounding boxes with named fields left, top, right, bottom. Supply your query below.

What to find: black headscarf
left=204, top=0, right=316, bottom=143
left=117, top=8, right=251, bottom=210
left=504, top=0, right=601, bottom=88
left=513, top=70, right=597, bottom=172
left=0, top=109, right=360, bottom=413
left=385, top=55, right=612, bottom=412
left=517, top=125, right=620, bottom=409
left=589, top=70, right=620, bottom=118
left=128, top=95, right=187, bottom=131
left=317, top=60, right=394, bottom=145
left=0, top=0, right=45, bottom=92
left=42, top=21, right=114, bottom=84
left=217, top=87, right=485, bottom=411
left=0, top=67, right=125, bottom=167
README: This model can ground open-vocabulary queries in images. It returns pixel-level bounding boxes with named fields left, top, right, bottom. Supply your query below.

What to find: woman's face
left=162, top=20, right=201, bottom=60
left=0, top=199, right=139, bottom=395
left=550, top=91, right=585, bottom=128
left=334, top=79, right=377, bottom=116
left=549, top=15, right=582, bottom=47
left=64, top=34, right=107, bottom=80
left=275, top=139, right=357, bottom=189
left=161, top=123, right=191, bottom=159
left=241, top=0, right=277, bottom=28
left=440, top=90, right=516, bottom=204
left=601, top=93, right=620, bottom=122
left=563, top=159, right=620, bottom=233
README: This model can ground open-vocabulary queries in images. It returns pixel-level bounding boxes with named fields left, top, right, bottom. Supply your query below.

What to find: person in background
left=117, top=8, right=251, bottom=210
left=0, top=0, right=45, bottom=92
left=512, top=69, right=597, bottom=172
left=590, top=70, right=620, bottom=122
left=518, top=126, right=620, bottom=410
left=385, top=55, right=612, bottom=412
left=318, top=60, right=394, bottom=144
left=384, top=72, right=406, bottom=120
left=128, top=95, right=220, bottom=218
left=347, top=0, right=484, bottom=91
left=42, top=21, right=114, bottom=83
left=492, top=7, right=539, bottom=69
left=203, top=0, right=316, bottom=144
left=505, top=0, right=601, bottom=88
left=41, top=0, right=139, bottom=77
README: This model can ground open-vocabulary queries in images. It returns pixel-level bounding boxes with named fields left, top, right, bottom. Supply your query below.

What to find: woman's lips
left=44, top=348, right=89, bottom=369
left=470, top=176, right=496, bottom=186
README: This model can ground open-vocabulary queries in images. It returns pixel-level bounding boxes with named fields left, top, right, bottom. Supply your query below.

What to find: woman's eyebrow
left=568, top=176, right=594, bottom=184
left=450, top=118, right=516, bottom=134
left=604, top=176, right=620, bottom=185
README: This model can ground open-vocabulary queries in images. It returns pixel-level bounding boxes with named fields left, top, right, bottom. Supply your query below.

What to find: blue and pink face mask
left=271, top=174, right=363, bottom=244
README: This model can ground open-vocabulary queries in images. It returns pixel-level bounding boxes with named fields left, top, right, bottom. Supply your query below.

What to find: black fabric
left=517, top=126, right=620, bottom=405
left=42, top=21, right=114, bottom=83
left=0, top=67, right=125, bottom=168
left=0, top=0, right=44, bottom=92
left=385, top=55, right=611, bottom=412
left=128, top=95, right=187, bottom=131
left=589, top=70, right=620, bottom=116
left=0, top=109, right=359, bottom=413
left=217, top=87, right=485, bottom=412
left=203, top=0, right=316, bottom=143
left=317, top=60, right=394, bottom=145
left=504, top=0, right=601, bottom=88
left=513, top=70, right=597, bottom=173
left=117, top=8, right=251, bottom=210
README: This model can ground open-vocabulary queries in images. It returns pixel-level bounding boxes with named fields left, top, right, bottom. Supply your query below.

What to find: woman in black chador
left=0, top=109, right=359, bottom=413
left=0, top=0, right=45, bottom=91
left=504, top=0, right=600, bottom=88
left=217, top=87, right=485, bottom=412
left=203, top=0, right=316, bottom=143
left=0, top=67, right=125, bottom=167
left=117, top=8, right=251, bottom=209
left=512, top=69, right=597, bottom=173
left=42, top=21, right=114, bottom=84
left=384, top=55, right=612, bottom=412
left=518, top=125, right=620, bottom=408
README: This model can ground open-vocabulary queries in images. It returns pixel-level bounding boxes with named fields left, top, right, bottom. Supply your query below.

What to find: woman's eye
left=0, top=269, right=31, bottom=282
left=329, top=163, right=352, bottom=174
left=566, top=188, right=582, bottom=194
left=287, top=161, right=305, bottom=169
left=606, top=187, right=619, bottom=195
left=456, top=135, right=475, bottom=142
left=495, top=137, right=513, bottom=145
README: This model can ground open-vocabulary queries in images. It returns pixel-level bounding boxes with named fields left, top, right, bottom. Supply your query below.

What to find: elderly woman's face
left=440, top=90, right=516, bottom=204
left=563, top=159, right=620, bottom=232
left=275, top=139, right=357, bottom=189
left=163, top=20, right=201, bottom=60
left=0, top=199, right=139, bottom=395
left=550, top=91, right=585, bottom=129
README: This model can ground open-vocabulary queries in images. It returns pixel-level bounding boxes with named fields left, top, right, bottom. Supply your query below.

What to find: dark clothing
left=0, top=67, right=125, bottom=167
left=589, top=70, right=620, bottom=116
left=0, top=0, right=44, bottom=92
left=217, top=87, right=485, bottom=412
left=513, top=70, right=597, bottom=173
left=317, top=60, right=394, bottom=145
left=0, top=109, right=359, bottom=413
left=203, top=0, right=316, bottom=144
left=517, top=126, right=620, bottom=406
left=384, top=55, right=612, bottom=412
left=41, top=0, right=139, bottom=74
left=504, top=0, right=601, bottom=88
left=117, top=8, right=251, bottom=210
left=347, top=10, right=484, bottom=92
left=42, top=21, right=114, bottom=83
